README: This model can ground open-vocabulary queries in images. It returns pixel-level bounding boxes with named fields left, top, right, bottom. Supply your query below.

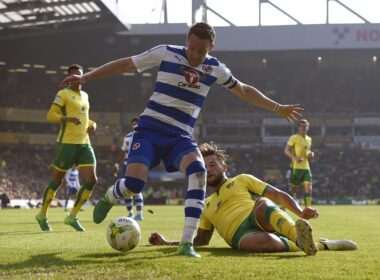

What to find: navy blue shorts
left=66, top=187, right=78, bottom=196
left=127, top=128, right=198, bottom=172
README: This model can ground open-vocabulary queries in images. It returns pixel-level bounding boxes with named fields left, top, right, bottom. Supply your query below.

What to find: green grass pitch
left=0, top=205, right=379, bottom=279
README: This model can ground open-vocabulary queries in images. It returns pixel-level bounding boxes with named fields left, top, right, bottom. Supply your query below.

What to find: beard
left=207, top=173, right=225, bottom=188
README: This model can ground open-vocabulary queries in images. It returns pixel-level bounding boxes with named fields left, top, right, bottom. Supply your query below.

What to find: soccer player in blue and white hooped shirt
left=63, top=165, right=80, bottom=211
left=60, top=22, right=304, bottom=257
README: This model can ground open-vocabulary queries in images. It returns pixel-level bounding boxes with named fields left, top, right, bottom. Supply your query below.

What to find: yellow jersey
left=199, top=174, right=267, bottom=246
left=49, top=88, right=93, bottom=144
left=286, top=134, right=312, bottom=170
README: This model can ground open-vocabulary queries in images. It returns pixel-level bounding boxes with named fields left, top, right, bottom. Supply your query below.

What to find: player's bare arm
left=193, top=228, right=214, bottom=246
left=149, top=228, right=213, bottom=246
left=264, top=185, right=318, bottom=219
left=148, top=232, right=176, bottom=245
left=60, top=57, right=137, bottom=87
left=229, top=81, right=304, bottom=123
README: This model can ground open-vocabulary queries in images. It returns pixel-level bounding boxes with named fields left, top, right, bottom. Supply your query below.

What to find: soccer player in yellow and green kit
left=35, top=64, right=98, bottom=232
left=284, top=118, right=314, bottom=207
left=149, top=142, right=357, bottom=254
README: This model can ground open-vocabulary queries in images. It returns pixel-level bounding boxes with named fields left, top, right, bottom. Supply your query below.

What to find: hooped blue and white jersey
left=132, top=45, right=237, bottom=136
left=121, top=131, right=134, bottom=165
left=64, top=168, right=80, bottom=190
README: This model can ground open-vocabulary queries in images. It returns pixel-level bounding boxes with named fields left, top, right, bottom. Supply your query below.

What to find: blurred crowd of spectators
left=0, top=73, right=149, bottom=113
left=226, top=146, right=380, bottom=200
left=204, top=66, right=380, bottom=114
left=0, top=144, right=115, bottom=201
left=1, top=144, right=379, bottom=203
left=0, top=144, right=186, bottom=204
left=1, top=61, right=379, bottom=115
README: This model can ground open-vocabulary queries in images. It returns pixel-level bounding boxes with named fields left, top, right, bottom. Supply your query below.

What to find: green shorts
left=290, top=168, right=312, bottom=186
left=231, top=211, right=264, bottom=249
left=52, top=143, right=96, bottom=171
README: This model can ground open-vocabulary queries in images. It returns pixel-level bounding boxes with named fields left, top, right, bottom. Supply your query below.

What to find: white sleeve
left=64, top=171, right=71, bottom=186
left=121, top=136, right=128, bottom=151
left=125, top=134, right=133, bottom=155
left=131, top=45, right=166, bottom=72
left=75, top=173, right=80, bottom=189
left=215, top=62, right=238, bottom=89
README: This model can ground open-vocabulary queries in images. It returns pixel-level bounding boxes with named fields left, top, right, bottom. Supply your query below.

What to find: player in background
left=114, top=117, right=144, bottom=221
left=63, top=165, right=80, bottom=211
left=149, top=142, right=357, bottom=254
left=284, top=119, right=314, bottom=206
left=35, top=64, right=98, bottom=232
left=60, top=22, right=304, bottom=257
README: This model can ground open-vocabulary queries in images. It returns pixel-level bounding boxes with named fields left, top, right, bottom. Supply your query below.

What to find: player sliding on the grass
left=149, top=142, right=357, bottom=255
left=60, top=22, right=304, bottom=257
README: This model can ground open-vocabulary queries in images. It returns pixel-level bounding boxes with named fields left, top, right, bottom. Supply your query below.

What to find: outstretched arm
left=264, top=185, right=318, bottom=219
left=229, top=81, right=304, bottom=123
left=60, top=57, right=137, bottom=87
left=149, top=228, right=213, bottom=246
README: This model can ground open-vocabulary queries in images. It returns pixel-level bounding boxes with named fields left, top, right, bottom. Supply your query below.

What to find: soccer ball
left=106, top=216, right=141, bottom=252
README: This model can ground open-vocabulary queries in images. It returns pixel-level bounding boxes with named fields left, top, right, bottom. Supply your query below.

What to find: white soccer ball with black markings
left=106, top=216, right=141, bottom=252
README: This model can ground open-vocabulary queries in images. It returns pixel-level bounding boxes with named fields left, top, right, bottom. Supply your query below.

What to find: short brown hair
left=131, top=117, right=139, bottom=124
left=298, top=118, right=310, bottom=127
left=200, top=142, right=229, bottom=163
left=67, top=64, right=83, bottom=75
left=188, top=22, right=216, bottom=43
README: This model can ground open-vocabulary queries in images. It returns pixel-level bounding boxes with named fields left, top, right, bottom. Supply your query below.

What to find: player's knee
left=124, top=176, right=145, bottom=194
left=186, top=161, right=206, bottom=190
left=82, top=181, right=96, bottom=191
left=255, top=198, right=273, bottom=212
left=87, top=176, right=97, bottom=185
left=48, top=181, right=61, bottom=191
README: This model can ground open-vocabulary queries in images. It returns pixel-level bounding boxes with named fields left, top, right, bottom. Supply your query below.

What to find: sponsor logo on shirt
left=202, top=64, right=213, bottom=74
left=177, top=66, right=205, bottom=89
left=132, top=143, right=141, bottom=150
left=226, top=181, right=234, bottom=188
left=54, top=95, right=62, bottom=103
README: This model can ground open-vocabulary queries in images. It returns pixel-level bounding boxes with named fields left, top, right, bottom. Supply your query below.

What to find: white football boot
left=319, top=238, right=358, bottom=251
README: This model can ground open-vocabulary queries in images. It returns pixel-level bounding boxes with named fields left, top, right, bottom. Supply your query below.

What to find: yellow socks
left=304, top=193, right=312, bottom=207
left=265, top=206, right=297, bottom=242
left=69, top=182, right=95, bottom=216
left=70, top=188, right=91, bottom=216
left=40, top=181, right=60, bottom=216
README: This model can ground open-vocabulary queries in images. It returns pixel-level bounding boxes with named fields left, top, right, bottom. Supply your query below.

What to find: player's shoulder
left=164, top=44, right=186, bottom=55
left=57, top=88, right=70, bottom=96
left=80, top=89, right=88, bottom=96
left=227, top=174, right=251, bottom=185
left=235, top=173, right=263, bottom=184
left=166, top=44, right=184, bottom=50
left=203, top=53, right=221, bottom=66
left=288, top=134, right=299, bottom=141
left=235, top=173, right=254, bottom=180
